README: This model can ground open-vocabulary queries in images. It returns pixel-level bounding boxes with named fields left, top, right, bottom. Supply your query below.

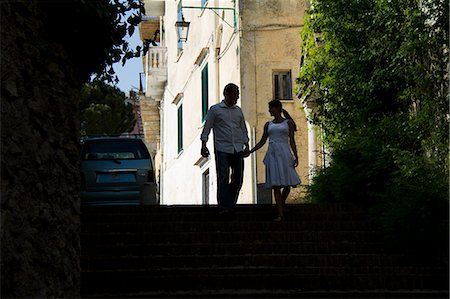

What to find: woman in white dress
left=248, top=100, right=301, bottom=221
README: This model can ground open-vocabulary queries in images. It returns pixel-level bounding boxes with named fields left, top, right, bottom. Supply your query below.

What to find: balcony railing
left=146, top=47, right=167, bottom=73
left=145, top=47, right=167, bottom=99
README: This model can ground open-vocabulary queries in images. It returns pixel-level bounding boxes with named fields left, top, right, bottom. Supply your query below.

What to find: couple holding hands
left=200, top=83, right=301, bottom=221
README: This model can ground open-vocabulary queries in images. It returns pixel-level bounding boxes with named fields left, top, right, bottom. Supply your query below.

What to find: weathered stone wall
left=239, top=0, right=310, bottom=201
left=1, top=1, right=81, bottom=297
left=139, top=97, right=161, bottom=184
left=140, top=97, right=161, bottom=147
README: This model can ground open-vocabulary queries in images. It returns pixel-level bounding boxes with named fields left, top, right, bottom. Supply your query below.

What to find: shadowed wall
left=1, top=1, right=81, bottom=297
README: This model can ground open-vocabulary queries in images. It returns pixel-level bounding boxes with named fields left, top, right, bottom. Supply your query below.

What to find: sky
left=113, top=27, right=144, bottom=94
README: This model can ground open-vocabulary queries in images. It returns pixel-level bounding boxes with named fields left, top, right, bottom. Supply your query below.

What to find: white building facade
left=142, top=0, right=320, bottom=205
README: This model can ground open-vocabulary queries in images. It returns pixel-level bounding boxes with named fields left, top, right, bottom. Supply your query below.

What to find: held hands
left=243, top=146, right=251, bottom=158
left=244, top=147, right=297, bottom=167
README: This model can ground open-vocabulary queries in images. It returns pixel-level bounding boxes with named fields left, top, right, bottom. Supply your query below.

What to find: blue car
left=80, top=137, right=157, bottom=205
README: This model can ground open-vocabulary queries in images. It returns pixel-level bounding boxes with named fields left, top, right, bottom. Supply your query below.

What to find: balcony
left=145, top=47, right=167, bottom=99
left=140, top=17, right=160, bottom=43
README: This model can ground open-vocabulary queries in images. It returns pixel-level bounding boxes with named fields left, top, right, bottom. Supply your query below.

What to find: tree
left=80, top=81, right=135, bottom=135
left=37, top=0, right=151, bottom=83
left=1, top=1, right=149, bottom=297
left=298, top=0, right=449, bottom=250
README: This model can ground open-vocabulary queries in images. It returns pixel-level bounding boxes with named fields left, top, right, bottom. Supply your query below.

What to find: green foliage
left=372, top=161, right=449, bottom=253
left=299, top=0, right=449, bottom=250
left=80, top=81, right=135, bottom=135
left=299, top=0, right=448, bottom=148
left=37, top=0, right=149, bottom=83
left=306, top=133, right=394, bottom=204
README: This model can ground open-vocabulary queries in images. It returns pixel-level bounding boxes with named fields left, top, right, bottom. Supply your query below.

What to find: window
left=273, top=70, right=293, bottom=100
left=201, top=63, right=209, bottom=122
left=81, top=140, right=150, bottom=160
left=177, top=104, right=183, bottom=153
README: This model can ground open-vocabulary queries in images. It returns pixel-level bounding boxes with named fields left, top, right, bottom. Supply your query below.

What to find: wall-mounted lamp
left=176, top=2, right=236, bottom=43
left=175, top=15, right=190, bottom=42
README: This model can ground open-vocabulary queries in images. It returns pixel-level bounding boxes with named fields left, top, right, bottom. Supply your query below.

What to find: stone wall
left=1, top=1, right=81, bottom=297
left=139, top=96, right=161, bottom=185
left=139, top=97, right=161, bottom=149
left=239, top=0, right=310, bottom=201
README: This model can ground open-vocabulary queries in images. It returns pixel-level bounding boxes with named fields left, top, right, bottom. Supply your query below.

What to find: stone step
left=81, top=203, right=369, bottom=215
left=81, top=230, right=381, bottom=245
left=80, top=204, right=448, bottom=298
left=82, top=289, right=449, bottom=299
left=81, top=269, right=448, bottom=294
left=81, top=253, right=422, bottom=270
left=80, top=204, right=372, bottom=223
left=81, top=241, right=391, bottom=257
left=81, top=220, right=375, bottom=233
left=81, top=211, right=369, bottom=223
left=82, top=265, right=447, bottom=278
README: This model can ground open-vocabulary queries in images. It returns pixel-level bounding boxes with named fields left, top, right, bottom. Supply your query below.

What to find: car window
left=81, top=140, right=150, bottom=160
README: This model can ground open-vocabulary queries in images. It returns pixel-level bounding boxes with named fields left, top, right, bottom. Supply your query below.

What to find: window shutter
left=285, top=71, right=292, bottom=99
left=201, top=64, right=209, bottom=121
left=178, top=104, right=183, bottom=153
left=274, top=74, right=279, bottom=100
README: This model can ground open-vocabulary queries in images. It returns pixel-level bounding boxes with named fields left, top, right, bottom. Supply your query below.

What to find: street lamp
left=175, top=16, right=190, bottom=42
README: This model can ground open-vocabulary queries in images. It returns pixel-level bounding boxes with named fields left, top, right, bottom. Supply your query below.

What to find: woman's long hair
left=268, top=100, right=297, bottom=131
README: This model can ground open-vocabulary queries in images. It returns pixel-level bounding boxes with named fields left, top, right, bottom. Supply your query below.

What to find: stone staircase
left=81, top=204, right=448, bottom=298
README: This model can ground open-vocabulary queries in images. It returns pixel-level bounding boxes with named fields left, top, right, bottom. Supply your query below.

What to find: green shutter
left=178, top=104, right=183, bottom=153
left=201, top=64, right=209, bottom=121
left=274, top=74, right=279, bottom=100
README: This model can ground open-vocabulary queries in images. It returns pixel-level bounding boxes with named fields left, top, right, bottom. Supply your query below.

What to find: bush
left=306, top=132, right=448, bottom=256
left=372, top=155, right=449, bottom=256
left=299, top=0, right=449, bottom=258
left=306, top=133, right=394, bottom=204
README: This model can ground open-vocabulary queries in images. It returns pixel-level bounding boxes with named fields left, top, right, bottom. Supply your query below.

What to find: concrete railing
left=146, top=46, right=167, bottom=72
left=145, top=47, right=167, bottom=99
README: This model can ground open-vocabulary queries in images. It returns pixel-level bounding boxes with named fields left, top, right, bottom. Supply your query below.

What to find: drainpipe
left=307, top=115, right=317, bottom=182
left=159, top=15, right=165, bottom=205
left=252, top=127, right=257, bottom=204
left=215, top=23, right=223, bottom=103
left=159, top=100, right=164, bottom=204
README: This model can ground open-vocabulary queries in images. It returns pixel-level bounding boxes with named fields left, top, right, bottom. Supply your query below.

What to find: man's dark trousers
left=215, top=150, right=244, bottom=210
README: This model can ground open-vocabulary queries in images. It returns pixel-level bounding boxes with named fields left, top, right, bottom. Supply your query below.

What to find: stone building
left=140, top=0, right=323, bottom=205
left=139, top=13, right=163, bottom=181
left=122, top=90, right=145, bottom=137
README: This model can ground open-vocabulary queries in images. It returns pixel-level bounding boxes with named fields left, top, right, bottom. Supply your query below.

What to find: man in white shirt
left=200, top=83, right=250, bottom=214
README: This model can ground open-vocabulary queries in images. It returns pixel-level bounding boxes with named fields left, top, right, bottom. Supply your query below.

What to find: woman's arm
left=288, top=119, right=299, bottom=167
left=248, top=122, right=269, bottom=154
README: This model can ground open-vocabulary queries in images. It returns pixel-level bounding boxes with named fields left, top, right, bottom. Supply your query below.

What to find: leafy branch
left=37, top=0, right=153, bottom=84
